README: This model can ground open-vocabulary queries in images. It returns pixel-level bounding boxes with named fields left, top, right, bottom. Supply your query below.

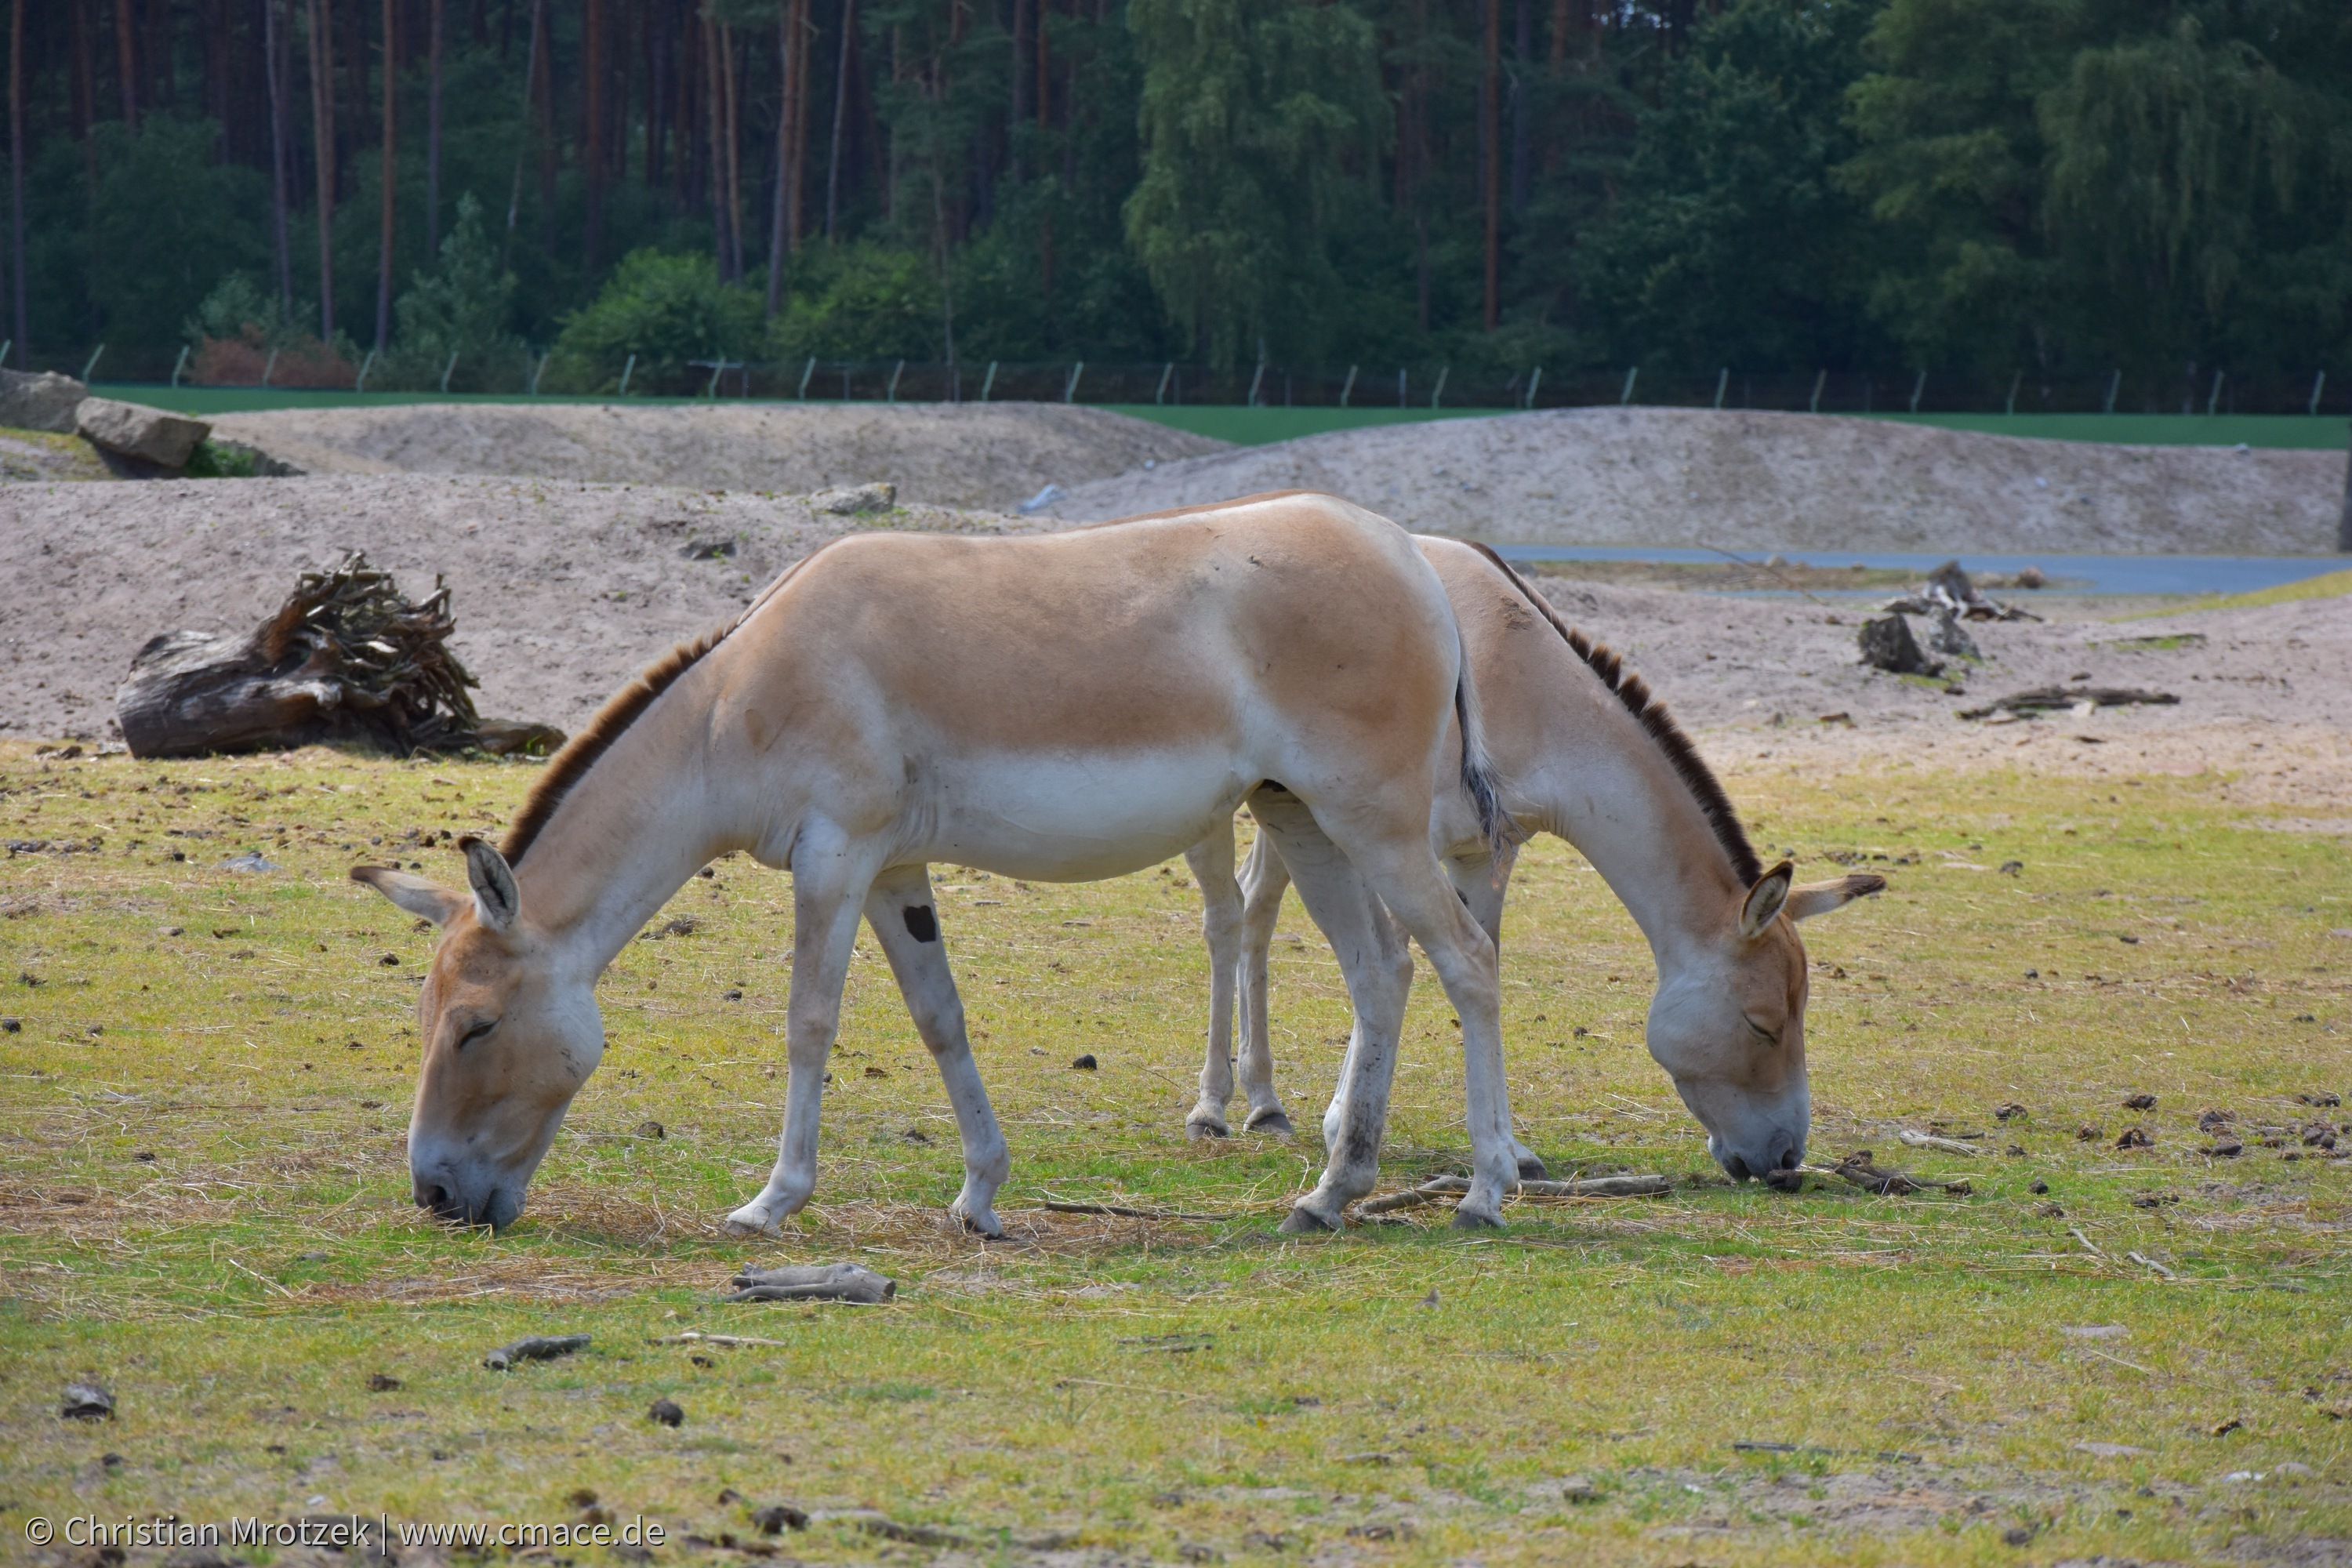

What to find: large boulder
left=75, top=397, right=212, bottom=469
left=0, top=368, right=90, bottom=433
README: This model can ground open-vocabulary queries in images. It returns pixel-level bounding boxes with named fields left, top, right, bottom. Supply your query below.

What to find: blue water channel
left=1483, top=545, right=2347, bottom=597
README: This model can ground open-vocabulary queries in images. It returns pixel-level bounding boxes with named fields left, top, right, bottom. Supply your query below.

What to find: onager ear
left=1737, top=861, right=1795, bottom=939
left=462, top=837, right=521, bottom=932
left=1784, top=873, right=1887, bottom=923
left=350, top=864, right=466, bottom=927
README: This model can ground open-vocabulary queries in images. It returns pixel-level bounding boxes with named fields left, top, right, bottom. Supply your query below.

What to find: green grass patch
left=2147, top=567, right=2352, bottom=617
left=1, top=744, right=2347, bottom=1563
left=1871, top=412, right=2350, bottom=450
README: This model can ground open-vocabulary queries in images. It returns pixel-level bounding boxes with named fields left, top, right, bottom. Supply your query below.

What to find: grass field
left=85, top=383, right=2352, bottom=449
left=2, top=742, right=2348, bottom=1564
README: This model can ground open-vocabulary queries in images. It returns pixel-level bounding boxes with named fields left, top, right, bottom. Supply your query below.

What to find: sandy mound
left=209, top=401, right=1226, bottom=513
left=1039, top=407, right=2347, bottom=555
left=5, top=474, right=2343, bottom=806
left=0, top=475, right=1051, bottom=740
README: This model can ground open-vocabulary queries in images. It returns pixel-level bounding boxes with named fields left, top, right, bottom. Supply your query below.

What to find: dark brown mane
left=501, top=549, right=825, bottom=867
left=1465, top=543, right=1765, bottom=887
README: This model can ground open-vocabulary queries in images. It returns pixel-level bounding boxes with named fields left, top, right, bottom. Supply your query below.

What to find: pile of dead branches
left=117, top=553, right=482, bottom=757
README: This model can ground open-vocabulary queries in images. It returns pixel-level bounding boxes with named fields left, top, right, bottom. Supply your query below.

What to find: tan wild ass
left=1179, top=540, right=1881, bottom=1228
left=350, top=495, right=1529, bottom=1236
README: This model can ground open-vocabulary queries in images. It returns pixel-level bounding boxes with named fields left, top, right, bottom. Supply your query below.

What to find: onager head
left=1646, top=862, right=1884, bottom=1184
left=352, top=838, right=601, bottom=1231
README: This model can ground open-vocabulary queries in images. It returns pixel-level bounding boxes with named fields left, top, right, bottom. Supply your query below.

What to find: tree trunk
left=266, top=0, right=293, bottom=313
left=724, top=22, right=743, bottom=281
left=776, top=6, right=804, bottom=319
left=2339, top=419, right=2351, bottom=554
left=309, top=0, right=338, bottom=340
left=114, top=0, right=139, bottom=131
left=825, top=0, right=851, bottom=241
left=376, top=0, right=396, bottom=350
left=1509, top=0, right=1529, bottom=214
left=583, top=0, right=602, bottom=274
left=500, top=0, right=541, bottom=263
left=9, top=0, right=27, bottom=353
left=426, top=0, right=441, bottom=252
left=1481, top=0, right=1498, bottom=331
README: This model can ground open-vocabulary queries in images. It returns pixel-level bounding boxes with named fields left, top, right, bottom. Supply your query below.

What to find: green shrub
left=546, top=249, right=764, bottom=393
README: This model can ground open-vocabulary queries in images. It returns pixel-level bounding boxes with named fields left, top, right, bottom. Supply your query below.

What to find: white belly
left=906, top=748, right=1251, bottom=881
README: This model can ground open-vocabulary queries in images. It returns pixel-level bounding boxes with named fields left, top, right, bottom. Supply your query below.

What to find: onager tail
left=1452, top=620, right=1515, bottom=860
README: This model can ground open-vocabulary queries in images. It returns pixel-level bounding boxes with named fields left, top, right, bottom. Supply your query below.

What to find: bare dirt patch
left=1039, top=406, right=2348, bottom=555
left=208, top=400, right=1227, bottom=511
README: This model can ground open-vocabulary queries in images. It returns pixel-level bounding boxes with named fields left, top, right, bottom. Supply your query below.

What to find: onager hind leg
left=1273, top=797, right=1517, bottom=1231
left=1183, top=824, right=1246, bottom=1139
left=1447, top=844, right=1546, bottom=1181
left=726, top=822, right=877, bottom=1237
left=1240, top=829, right=1544, bottom=1181
left=861, top=864, right=1011, bottom=1237
left=1240, top=790, right=1416, bottom=1231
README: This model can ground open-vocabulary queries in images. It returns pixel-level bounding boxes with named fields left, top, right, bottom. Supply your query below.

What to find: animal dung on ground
left=2115, top=1126, right=2154, bottom=1149
left=2077, top=1124, right=2103, bottom=1142
left=724, top=1261, right=897, bottom=1305
left=750, top=1504, right=810, bottom=1534
left=1071, top=1053, right=1098, bottom=1070
left=2198, top=1108, right=2234, bottom=1131
left=2299, top=1091, right=2343, bottom=1108
left=60, top=1381, right=114, bottom=1419
left=633, top=1120, right=665, bottom=1139
left=116, top=552, right=483, bottom=758
left=482, top=1333, right=590, bottom=1370
left=1856, top=615, right=1942, bottom=677
left=366, top=1372, right=403, bottom=1391
left=648, top=1397, right=684, bottom=1428
left=2123, top=1093, right=2158, bottom=1110
left=1994, top=1102, right=2027, bottom=1120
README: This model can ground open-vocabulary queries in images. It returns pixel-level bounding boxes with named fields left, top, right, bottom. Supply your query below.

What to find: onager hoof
left=1515, top=1152, right=1550, bottom=1181
left=1449, top=1203, right=1506, bottom=1231
left=1245, top=1109, right=1296, bottom=1137
left=953, top=1204, right=1006, bottom=1240
left=1279, top=1200, right=1345, bottom=1234
left=1185, top=1112, right=1232, bottom=1140
left=724, top=1202, right=786, bottom=1238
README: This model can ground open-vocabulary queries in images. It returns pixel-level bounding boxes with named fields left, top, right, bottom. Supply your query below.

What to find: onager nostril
left=1777, top=1146, right=1801, bottom=1171
left=1723, top=1154, right=1753, bottom=1182
left=418, top=1183, right=450, bottom=1211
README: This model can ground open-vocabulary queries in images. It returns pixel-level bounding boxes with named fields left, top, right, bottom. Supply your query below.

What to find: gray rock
left=1857, top=614, right=1942, bottom=676
left=810, top=481, right=895, bottom=514
left=76, top=397, right=212, bottom=468
left=0, top=368, right=90, bottom=433
left=1929, top=607, right=1983, bottom=661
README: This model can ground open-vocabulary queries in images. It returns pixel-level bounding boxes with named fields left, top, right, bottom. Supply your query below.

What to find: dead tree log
left=116, top=554, right=481, bottom=758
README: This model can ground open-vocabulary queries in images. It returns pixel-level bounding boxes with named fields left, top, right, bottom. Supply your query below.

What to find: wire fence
left=14, top=340, right=2350, bottom=417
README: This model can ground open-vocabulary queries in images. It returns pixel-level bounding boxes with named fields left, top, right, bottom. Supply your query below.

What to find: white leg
left=1243, top=791, right=1415, bottom=1231
left=1449, top=846, right=1544, bottom=1181
left=726, top=822, right=874, bottom=1236
left=1286, top=801, right=1515, bottom=1230
left=1184, top=825, right=1243, bottom=1138
left=1234, top=827, right=1296, bottom=1135
left=861, top=864, right=1011, bottom=1237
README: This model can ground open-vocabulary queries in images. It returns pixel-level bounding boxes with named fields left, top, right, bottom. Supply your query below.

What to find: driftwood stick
left=1040, top=1200, right=1229, bottom=1221
left=1352, top=1171, right=1673, bottom=1218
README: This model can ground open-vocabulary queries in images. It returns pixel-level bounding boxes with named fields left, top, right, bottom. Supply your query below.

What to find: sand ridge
left=208, top=400, right=1228, bottom=513
left=1037, top=406, right=2347, bottom=555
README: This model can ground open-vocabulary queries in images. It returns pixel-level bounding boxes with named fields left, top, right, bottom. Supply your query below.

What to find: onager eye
left=1744, top=1016, right=1780, bottom=1046
left=456, top=1018, right=499, bottom=1049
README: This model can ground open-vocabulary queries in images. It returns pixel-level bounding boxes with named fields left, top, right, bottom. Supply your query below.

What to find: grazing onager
left=1184, top=539, right=1882, bottom=1222
left=351, top=494, right=1524, bottom=1235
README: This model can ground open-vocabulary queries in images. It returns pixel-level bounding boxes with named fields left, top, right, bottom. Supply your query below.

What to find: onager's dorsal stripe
left=1465, top=543, right=1764, bottom=887
left=502, top=546, right=832, bottom=866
